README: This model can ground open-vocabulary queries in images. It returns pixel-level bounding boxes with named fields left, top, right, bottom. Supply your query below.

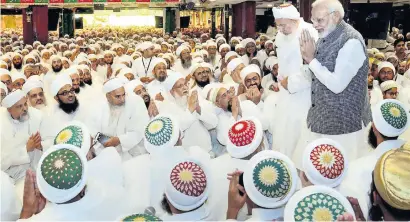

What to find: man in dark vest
left=296, top=0, right=371, bottom=166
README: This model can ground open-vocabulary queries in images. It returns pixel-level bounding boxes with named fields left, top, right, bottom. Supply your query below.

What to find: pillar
left=32, top=6, right=48, bottom=44
left=232, top=1, right=255, bottom=38
left=175, top=8, right=180, bottom=29
left=59, top=9, right=75, bottom=38
left=211, top=8, right=216, bottom=39
left=299, top=0, right=314, bottom=22
left=164, top=8, right=175, bottom=34
left=22, top=8, right=34, bottom=45
left=224, top=4, right=229, bottom=41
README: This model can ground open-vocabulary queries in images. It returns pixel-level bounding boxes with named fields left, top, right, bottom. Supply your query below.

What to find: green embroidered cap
left=244, top=150, right=298, bottom=208
left=373, top=99, right=409, bottom=137
left=37, top=144, right=88, bottom=204
left=54, top=121, right=91, bottom=155
left=144, top=115, right=180, bottom=154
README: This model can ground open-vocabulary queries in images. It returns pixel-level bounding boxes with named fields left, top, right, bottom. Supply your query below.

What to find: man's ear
left=54, top=95, right=58, bottom=102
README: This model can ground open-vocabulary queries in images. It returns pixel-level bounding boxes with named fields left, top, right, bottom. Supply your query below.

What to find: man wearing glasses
left=296, top=0, right=370, bottom=168
left=271, top=3, right=318, bottom=159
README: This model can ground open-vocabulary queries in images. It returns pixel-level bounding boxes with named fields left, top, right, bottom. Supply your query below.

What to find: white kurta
left=246, top=208, right=284, bottom=221
left=1, top=171, right=21, bottom=221
left=132, top=57, right=156, bottom=78
left=18, top=179, right=131, bottom=221
left=256, top=50, right=269, bottom=68
left=339, top=139, right=405, bottom=220
left=272, top=19, right=318, bottom=159
left=87, top=95, right=150, bottom=161
left=156, top=97, right=217, bottom=152
left=208, top=154, right=250, bottom=221
left=40, top=103, right=89, bottom=151
left=146, top=79, right=167, bottom=98
left=173, top=60, right=191, bottom=77
left=1, top=107, right=43, bottom=182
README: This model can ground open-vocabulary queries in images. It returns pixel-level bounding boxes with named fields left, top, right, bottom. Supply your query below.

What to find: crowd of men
left=1, top=0, right=410, bottom=221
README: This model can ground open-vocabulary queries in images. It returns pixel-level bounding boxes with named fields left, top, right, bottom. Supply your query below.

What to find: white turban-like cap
left=22, top=76, right=43, bottom=94
left=64, top=67, right=79, bottom=77
left=119, top=67, right=135, bottom=79
left=11, top=73, right=27, bottom=82
left=241, top=38, right=256, bottom=48
left=0, top=82, right=8, bottom=94
left=218, top=43, right=231, bottom=53
left=164, top=71, right=184, bottom=92
left=200, top=62, right=214, bottom=73
left=216, top=37, right=226, bottom=44
left=265, top=56, right=278, bottom=70
left=240, top=64, right=261, bottom=82
left=235, top=43, right=245, bottom=50
left=264, top=40, right=274, bottom=47
left=0, top=68, right=11, bottom=77
left=225, top=51, right=239, bottom=63
left=272, top=3, right=300, bottom=20
left=227, top=58, right=244, bottom=75
left=139, top=41, right=154, bottom=51
left=125, top=79, right=143, bottom=94
left=12, top=53, right=22, bottom=59
left=63, top=51, right=72, bottom=57
left=378, top=61, right=396, bottom=75
left=151, top=58, right=167, bottom=70
left=50, top=55, right=61, bottom=62
left=380, top=80, right=398, bottom=92
left=207, top=41, right=217, bottom=48
left=0, top=61, right=8, bottom=69
left=23, top=55, right=36, bottom=64
left=176, top=45, right=190, bottom=57
left=1, top=89, right=25, bottom=108
left=51, top=74, right=72, bottom=96
left=103, top=50, right=116, bottom=56
left=103, top=77, right=125, bottom=93
left=88, top=54, right=97, bottom=60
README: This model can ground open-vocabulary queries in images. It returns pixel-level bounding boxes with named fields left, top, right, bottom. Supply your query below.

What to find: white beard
left=109, top=104, right=125, bottom=124
left=319, top=24, right=337, bottom=38
left=34, top=104, right=46, bottom=110
left=174, top=95, right=188, bottom=109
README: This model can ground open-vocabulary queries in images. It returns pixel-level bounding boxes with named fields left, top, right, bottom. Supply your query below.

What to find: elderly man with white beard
left=297, top=0, right=370, bottom=164
left=22, top=76, right=48, bottom=111
left=1, top=90, right=43, bottom=184
left=207, top=41, right=221, bottom=69
left=271, top=3, right=318, bottom=158
left=162, top=71, right=217, bottom=153
left=87, top=78, right=150, bottom=160
left=173, top=45, right=193, bottom=77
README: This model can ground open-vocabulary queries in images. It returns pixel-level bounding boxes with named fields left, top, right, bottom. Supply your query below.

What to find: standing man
left=131, top=42, right=156, bottom=84
left=271, top=3, right=318, bottom=158
left=298, top=0, right=370, bottom=165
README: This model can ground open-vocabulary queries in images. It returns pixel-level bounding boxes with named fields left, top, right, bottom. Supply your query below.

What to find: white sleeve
left=287, top=65, right=312, bottom=93
left=196, top=101, right=218, bottom=130
left=308, top=39, right=366, bottom=94
left=216, top=115, right=236, bottom=146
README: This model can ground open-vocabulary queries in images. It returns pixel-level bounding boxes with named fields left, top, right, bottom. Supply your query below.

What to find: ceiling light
left=195, top=2, right=200, bottom=6
left=209, top=0, right=216, bottom=2
left=7, top=5, right=12, bottom=8
left=267, top=4, right=272, bottom=7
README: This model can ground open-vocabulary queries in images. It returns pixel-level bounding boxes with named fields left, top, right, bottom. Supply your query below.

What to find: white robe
left=156, top=97, right=217, bottom=152
left=272, top=19, right=318, bottom=158
left=339, top=139, right=405, bottom=220
left=208, top=154, right=250, bottom=221
left=173, top=60, right=191, bottom=77
left=146, top=79, right=167, bottom=98
left=1, top=171, right=21, bottom=221
left=87, top=95, right=150, bottom=161
left=246, top=208, right=284, bottom=221
left=40, top=103, right=89, bottom=151
left=132, top=57, right=156, bottom=79
left=122, top=146, right=210, bottom=218
left=1, top=107, right=43, bottom=182
left=18, top=178, right=130, bottom=221
left=256, top=50, right=269, bottom=68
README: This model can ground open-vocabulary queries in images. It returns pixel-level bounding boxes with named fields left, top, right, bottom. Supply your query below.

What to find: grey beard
left=174, top=95, right=188, bottom=109
left=182, top=59, right=192, bottom=69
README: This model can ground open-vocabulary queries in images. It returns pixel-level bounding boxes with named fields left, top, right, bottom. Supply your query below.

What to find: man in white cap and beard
left=43, top=55, right=64, bottom=87
left=207, top=41, right=220, bottom=68
left=162, top=71, right=217, bottom=153
left=1, top=89, right=43, bottom=185
left=146, top=57, right=168, bottom=100
left=132, top=42, right=156, bottom=84
left=271, top=3, right=318, bottom=158
left=96, top=50, right=116, bottom=84
left=22, top=76, right=48, bottom=111
left=40, top=73, right=88, bottom=150
left=126, top=79, right=160, bottom=118
left=87, top=78, right=150, bottom=160
left=1, top=68, right=13, bottom=92
left=10, top=53, right=23, bottom=75
left=174, top=45, right=194, bottom=77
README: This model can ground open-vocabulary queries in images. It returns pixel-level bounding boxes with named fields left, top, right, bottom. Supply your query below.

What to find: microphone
left=144, top=206, right=156, bottom=216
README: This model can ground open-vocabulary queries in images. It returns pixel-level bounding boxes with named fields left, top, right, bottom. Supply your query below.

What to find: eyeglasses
left=311, top=11, right=334, bottom=24
left=245, top=76, right=259, bottom=84
left=385, top=91, right=398, bottom=97
left=58, top=88, right=75, bottom=96
left=195, top=70, right=210, bottom=76
left=380, top=70, right=394, bottom=76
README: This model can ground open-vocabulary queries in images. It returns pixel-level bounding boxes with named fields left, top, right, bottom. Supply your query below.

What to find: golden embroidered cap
left=374, top=147, right=410, bottom=210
